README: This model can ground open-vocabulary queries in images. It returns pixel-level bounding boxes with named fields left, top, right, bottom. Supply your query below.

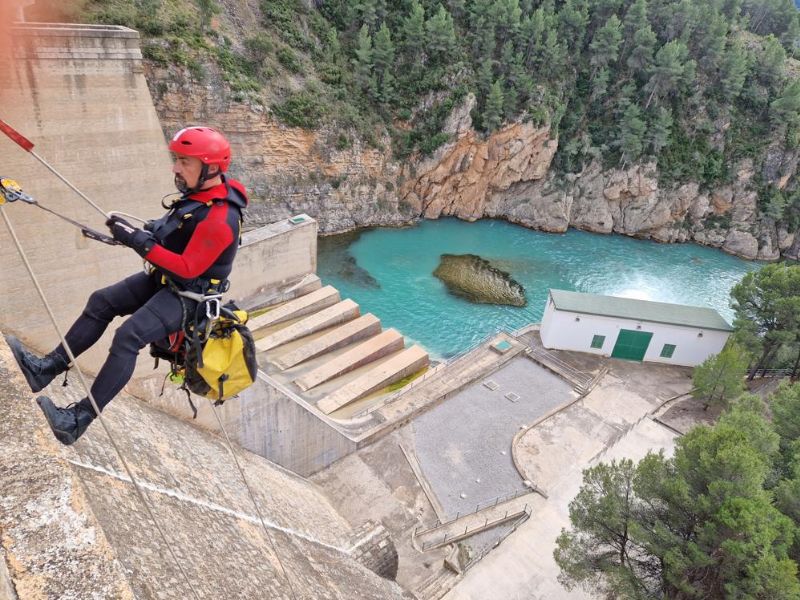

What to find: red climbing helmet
left=168, top=126, right=231, bottom=173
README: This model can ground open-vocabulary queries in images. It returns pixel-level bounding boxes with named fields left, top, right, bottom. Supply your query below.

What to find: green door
left=611, top=329, right=653, bottom=361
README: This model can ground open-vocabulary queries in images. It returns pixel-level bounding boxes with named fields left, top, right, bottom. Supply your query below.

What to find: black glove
left=106, top=216, right=155, bottom=257
left=143, top=219, right=156, bottom=232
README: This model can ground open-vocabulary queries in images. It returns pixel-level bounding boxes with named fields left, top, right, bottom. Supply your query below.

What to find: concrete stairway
left=525, top=347, right=594, bottom=395
left=255, top=300, right=360, bottom=352
left=295, top=329, right=404, bottom=392
left=249, top=285, right=340, bottom=331
left=414, top=570, right=459, bottom=600
left=249, top=285, right=430, bottom=417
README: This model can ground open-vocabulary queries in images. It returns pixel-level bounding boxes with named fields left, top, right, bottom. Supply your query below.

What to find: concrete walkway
left=445, top=360, right=690, bottom=600
left=412, top=356, right=576, bottom=518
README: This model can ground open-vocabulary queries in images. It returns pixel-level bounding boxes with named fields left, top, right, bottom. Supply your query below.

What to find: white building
left=540, top=289, right=733, bottom=367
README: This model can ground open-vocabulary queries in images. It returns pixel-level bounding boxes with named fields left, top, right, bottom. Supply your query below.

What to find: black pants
left=57, top=272, right=184, bottom=412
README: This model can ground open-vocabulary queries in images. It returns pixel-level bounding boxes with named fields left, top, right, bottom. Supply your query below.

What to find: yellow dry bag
left=185, top=309, right=257, bottom=402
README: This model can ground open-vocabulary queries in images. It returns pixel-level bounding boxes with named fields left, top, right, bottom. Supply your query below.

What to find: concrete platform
left=295, top=329, right=405, bottom=392
left=318, top=346, right=429, bottom=415
left=274, top=314, right=382, bottom=370
left=249, top=285, right=340, bottom=333
left=255, top=299, right=360, bottom=353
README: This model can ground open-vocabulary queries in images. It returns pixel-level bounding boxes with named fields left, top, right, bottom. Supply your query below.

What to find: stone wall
left=350, top=521, right=400, bottom=581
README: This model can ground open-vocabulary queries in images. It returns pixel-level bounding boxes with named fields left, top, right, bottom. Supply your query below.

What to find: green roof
left=549, top=289, right=734, bottom=332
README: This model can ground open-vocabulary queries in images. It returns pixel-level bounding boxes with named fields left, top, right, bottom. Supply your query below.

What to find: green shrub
left=335, top=134, right=351, bottom=150
left=142, top=42, right=170, bottom=65
left=186, top=57, right=206, bottom=82
left=272, top=92, right=326, bottom=128
left=244, top=33, right=274, bottom=62
left=419, top=132, right=451, bottom=155
left=277, top=47, right=302, bottom=73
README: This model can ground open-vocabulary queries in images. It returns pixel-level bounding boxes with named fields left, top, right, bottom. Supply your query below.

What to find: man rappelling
left=5, top=126, right=248, bottom=445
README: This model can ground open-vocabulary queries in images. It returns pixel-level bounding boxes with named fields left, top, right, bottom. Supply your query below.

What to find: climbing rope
left=0, top=206, right=203, bottom=600
left=208, top=402, right=300, bottom=600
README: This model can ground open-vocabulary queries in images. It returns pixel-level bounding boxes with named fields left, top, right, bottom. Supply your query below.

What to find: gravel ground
left=412, top=356, right=576, bottom=518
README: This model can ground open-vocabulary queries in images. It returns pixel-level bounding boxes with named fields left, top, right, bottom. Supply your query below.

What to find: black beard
left=174, top=174, right=189, bottom=194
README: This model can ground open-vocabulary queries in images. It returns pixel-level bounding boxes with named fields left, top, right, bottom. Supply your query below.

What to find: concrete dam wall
left=0, top=23, right=175, bottom=371
left=0, top=22, right=318, bottom=372
left=0, top=333, right=405, bottom=599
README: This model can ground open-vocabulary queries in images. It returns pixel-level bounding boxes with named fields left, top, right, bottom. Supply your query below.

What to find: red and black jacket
left=145, top=176, right=248, bottom=287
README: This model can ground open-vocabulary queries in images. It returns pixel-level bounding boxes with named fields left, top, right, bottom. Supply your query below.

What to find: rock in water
left=433, top=254, right=527, bottom=307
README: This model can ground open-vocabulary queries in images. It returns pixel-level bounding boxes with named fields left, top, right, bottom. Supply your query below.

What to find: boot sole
left=5, top=335, right=51, bottom=393
left=36, top=397, right=79, bottom=446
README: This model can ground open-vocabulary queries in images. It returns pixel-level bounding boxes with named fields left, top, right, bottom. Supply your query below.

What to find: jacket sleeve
left=144, top=202, right=234, bottom=279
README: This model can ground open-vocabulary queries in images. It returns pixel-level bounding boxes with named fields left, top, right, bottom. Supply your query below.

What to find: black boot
left=36, top=397, right=96, bottom=445
left=5, top=335, right=69, bottom=393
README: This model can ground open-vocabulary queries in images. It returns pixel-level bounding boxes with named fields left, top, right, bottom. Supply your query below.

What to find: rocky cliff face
left=146, top=65, right=798, bottom=260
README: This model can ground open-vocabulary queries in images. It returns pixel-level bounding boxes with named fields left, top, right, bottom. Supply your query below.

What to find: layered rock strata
left=145, top=64, right=798, bottom=260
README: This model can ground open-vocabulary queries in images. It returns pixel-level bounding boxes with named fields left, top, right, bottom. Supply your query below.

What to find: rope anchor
left=0, top=176, right=120, bottom=246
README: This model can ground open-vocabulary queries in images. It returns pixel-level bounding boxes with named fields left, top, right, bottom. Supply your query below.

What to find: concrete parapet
left=12, top=23, right=143, bottom=62
left=229, top=215, right=318, bottom=307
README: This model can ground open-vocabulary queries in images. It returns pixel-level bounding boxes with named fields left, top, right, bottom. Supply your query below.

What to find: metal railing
left=750, top=368, right=795, bottom=379
left=414, top=488, right=533, bottom=536
left=525, top=346, right=593, bottom=389
left=418, top=505, right=532, bottom=551
left=462, top=510, right=531, bottom=572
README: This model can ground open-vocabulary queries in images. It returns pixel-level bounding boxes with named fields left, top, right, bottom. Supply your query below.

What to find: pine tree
left=326, top=29, right=341, bottom=57
left=401, top=0, right=425, bottom=60
left=426, top=5, right=457, bottom=67
left=695, top=11, right=729, bottom=72
left=484, top=80, right=505, bottom=131
left=771, top=80, right=800, bottom=128
left=353, top=0, right=378, bottom=30
left=589, top=14, right=622, bottom=75
left=732, top=264, right=800, bottom=379
left=692, top=342, right=748, bottom=411
left=647, top=106, right=672, bottom=154
left=558, top=0, right=589, bottom=53
left=353, top=24, right=375, bottom=97
left=759, top=34, right=786, bottom=88
left=476, top=56, right=494, bottom=101
left=492, top=0, right=522, bottom=44
left=644, top=40, right=696, bottom=109
left=542, top=29, right=568, bottom=78
left=372, top=22, right=396, bottom=105
left=618, top=103, right=646, bottom=164
left=626, top=24, right=657, bottom=81
left=720, top=41, right=750, bottom=99
left=622, top=0, right=649, bottom=43
left=591, top=67, right=610, bottom=101
left=554, top=460, right=644, bottom=598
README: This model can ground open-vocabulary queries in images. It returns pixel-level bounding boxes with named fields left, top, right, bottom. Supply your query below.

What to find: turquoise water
left=317, top=219, right=759, bottom=360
